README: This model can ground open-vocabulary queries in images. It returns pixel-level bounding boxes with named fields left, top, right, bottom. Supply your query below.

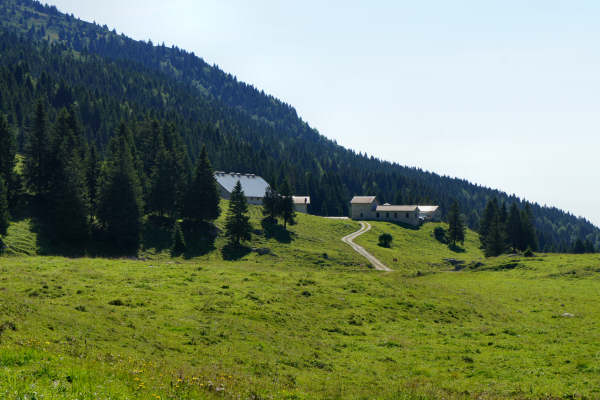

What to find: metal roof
left=214, top=172, right=270, bottom=198
left=350, top=196, right=377, bottom=204
left=376, top=205, right=419, bottom=212
left=292, top=196, right=311, bottom=205
left=417, top=205, right=440, bottom=213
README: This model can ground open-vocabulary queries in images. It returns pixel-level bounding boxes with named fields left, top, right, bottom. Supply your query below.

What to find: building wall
left=373, top=210, right=419, bottom=226
left=350, top=203, right=376, bottom=219
left=294, top=204, right=308, bottom=214
left=217, top=183, right=263, bottom=205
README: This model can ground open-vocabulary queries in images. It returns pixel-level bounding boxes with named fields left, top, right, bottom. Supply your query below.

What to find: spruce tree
left=171, top=221, right=186, bottom=256
left=520, top=204, right=538, bottom=251
left=148, top=144, right=176, bottom=217
left=447, top=201, right=465, bottom=246
left=97, top=123, right=144, bottom=253
left=262, top=186, right=280, bottom=223
left=183, top=146, right=220, bottom=222
left=279, top=179, right=296, bottom=229
left=485, top=214, right=507, bottom=257
left=479, top=198, right=498, bottom=249
left=24, top=101, right=50, bottom=196
left=0, top=177, right=9, bottom=237
left=85, top=143, right=100, bottom=220
left=224, top=181, right=252, bottom=246
left=506, top=203, right=522, bottom=252
left=45, top=109, right=90, bottom=243
left=0, top=114, right=15, bottom=183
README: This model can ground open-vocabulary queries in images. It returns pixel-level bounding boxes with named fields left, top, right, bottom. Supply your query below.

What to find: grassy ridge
left=1, top=216, right=600, bottom=399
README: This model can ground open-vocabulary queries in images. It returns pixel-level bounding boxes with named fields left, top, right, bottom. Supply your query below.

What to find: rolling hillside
left=0, top=0, right=598, bottom=250
left=2, top=212, right=600, bottom=398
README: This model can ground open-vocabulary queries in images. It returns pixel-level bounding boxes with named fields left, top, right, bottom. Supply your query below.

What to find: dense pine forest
left=0, top=0, right=598, bottom=252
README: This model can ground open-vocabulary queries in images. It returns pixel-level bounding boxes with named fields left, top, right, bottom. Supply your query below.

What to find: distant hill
left=0, top=0, right=598, bottom=251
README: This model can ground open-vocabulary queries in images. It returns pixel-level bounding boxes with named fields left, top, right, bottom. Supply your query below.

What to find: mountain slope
left=0, top=0, right=598, bottom=251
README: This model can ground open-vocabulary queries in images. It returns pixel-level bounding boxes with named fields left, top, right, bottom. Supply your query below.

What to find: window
left=386, top=212, right=389, bottom=218
left=394, top=212, right=397, bottom=218
left=360, top=212, right=363, bottom=218
left=406, top=213, right=409, bottom=218
left=376, top=212, right=380, bottom=218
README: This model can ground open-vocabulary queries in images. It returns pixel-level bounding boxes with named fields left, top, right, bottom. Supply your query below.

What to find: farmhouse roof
left=417, top=205, right=440, bottom=213
left=214, top=172, right=270, bottom=198
left=376, top=205, right=419, bottom=212
left=292, top=196, right=311, bottom=205
left=350, top=196, right=377, bottom=204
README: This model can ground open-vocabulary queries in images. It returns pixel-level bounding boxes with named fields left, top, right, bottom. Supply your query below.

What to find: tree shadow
left=387, top=221, right=421, bottom=231
left=141, top=215, right=174, bottom=253
left=221, top=242, right=252, bottom=261
left=181, top=220, right=217, bottom=259
left=448, top=243, right=466, bottom=253
left=261, top=218, right=294, bottom=243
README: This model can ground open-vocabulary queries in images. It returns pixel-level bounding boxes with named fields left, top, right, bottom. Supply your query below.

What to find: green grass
left=354, top=221, right=484, bottom=275
left=1, top=214, right=600, bottom=399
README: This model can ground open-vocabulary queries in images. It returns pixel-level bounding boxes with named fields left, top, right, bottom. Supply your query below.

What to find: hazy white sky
left=47, top=1, right=600, bottom=226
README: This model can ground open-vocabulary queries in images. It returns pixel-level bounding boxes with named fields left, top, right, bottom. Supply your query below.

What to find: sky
left=47, top=0, right=600, bottom=226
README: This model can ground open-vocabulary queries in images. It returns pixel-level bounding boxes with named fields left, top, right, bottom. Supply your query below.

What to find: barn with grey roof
left=214, top=172, right=270, bottom=205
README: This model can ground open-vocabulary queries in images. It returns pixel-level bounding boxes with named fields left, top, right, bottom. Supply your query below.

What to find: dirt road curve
left=341, top=221, right=391, bottom=271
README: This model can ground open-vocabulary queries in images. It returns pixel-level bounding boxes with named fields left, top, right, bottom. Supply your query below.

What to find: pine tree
left=148, top=144, right=176, bottom=217
left=505, top=203, right=522, bottom=252
left=85, top=143, right=100, bottom=220
left=24, top=101, right=50, bottom=196
left=97, top=123, right=144, bottom=253
left=262, top=186, right=280, bottom=223
left=224, top=181, right=252, bottom=246
left=479, top=198, right=498, bottom=249
left=279, top=179, right=296, bottom=229
left=183, top=146, right=220, bottom=222
left=485, top=213, right=507, bottom=257
left=520, top=204, right=538, bottom=251
left=0, top=177, right=9, bottom=237
left=447, top=201, right=465, bottom=246
left=0, top=114, right=15, bottom=183
left=45, top=109, right=90, bottom=243
left=170, top=221, right=186, bottom=256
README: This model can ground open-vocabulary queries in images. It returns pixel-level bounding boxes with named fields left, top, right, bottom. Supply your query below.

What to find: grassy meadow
left=1, top=207, right=600, bottom=399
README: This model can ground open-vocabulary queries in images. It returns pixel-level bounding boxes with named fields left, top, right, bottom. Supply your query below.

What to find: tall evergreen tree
left=479, top=198, right=499, bottom=249
left=24, top=101, right=50, bottom=196
left=0, top=177, right=9, bottom=237
left=262, top=186, right=280, bottom=222
left=279, top=179, right=296, bottom=229
left=485, top=213, right=507, bottom=257
left=506, top=203, right=522, bottom=252
left=97, top=123, right=143, bottom=253
left=85, top=143, right=100, bottom=220
left=183, top=146, right=220, bottom=222
left=0, top=114, right=15, bottom=183
left=224, top=181, right=252, bottom=246
left=520, top=204, right=538, bottom=251
left=447, top=200, right=465, bottom=246
left=147, top=143, right=176, bottom=217
left=45, top=109, right=90, bottom=243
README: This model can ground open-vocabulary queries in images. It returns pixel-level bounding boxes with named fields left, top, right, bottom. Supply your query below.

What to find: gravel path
left=341, top=221, right=391, bottom=271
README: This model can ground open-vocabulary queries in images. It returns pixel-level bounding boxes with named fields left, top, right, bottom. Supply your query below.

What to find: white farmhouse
left=349, top=196, right=440, bottom=226
left=214, top=172, right=270, bottom=205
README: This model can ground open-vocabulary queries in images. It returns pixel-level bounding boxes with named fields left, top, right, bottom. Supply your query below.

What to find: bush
left=524, top=247, right=535, bottom=257
left=434, top=226, right=447, bottom=243
left=378, top=233, right=393, bottom=248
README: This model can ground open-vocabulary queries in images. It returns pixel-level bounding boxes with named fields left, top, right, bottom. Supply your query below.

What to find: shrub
left=434, top=226, right=447, bottom=243
left=378, top=233, right=393, bottom=248
left=524, top=247, right=535, bottom=257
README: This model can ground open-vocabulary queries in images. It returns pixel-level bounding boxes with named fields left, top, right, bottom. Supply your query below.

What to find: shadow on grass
left=181, top=220, right=217, bottom=259
left=261, top=218, right=294, bottom=243
left=142, top=215, right=174, bottom=253
left=221, top=242, right=252, bottom=261
left=383, top=221, right=421, bottom=231
left=448, top=243, right=466, bottom=253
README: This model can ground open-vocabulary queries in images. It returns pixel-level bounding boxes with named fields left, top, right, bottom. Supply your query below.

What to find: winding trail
left=342, top=221, right=391, bottom=271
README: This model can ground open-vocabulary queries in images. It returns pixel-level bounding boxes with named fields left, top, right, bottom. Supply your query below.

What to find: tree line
left=0, top=5, right=598, bottom=252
